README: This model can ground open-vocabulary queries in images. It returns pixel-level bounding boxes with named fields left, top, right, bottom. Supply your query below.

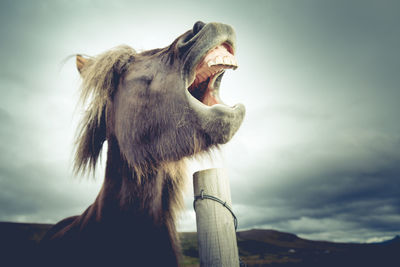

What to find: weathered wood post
left=193, top=168, right=239, bottom=267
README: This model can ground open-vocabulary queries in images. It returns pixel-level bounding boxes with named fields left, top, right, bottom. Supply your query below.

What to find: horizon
left=1, top=220, right=398, bottom=245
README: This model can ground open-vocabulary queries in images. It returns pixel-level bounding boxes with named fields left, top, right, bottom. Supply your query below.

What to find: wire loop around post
left=193, top=189, right=238, bottom=230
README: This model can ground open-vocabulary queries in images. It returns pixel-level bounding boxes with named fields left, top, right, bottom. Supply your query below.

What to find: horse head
left=75, top=21, right=245, bottom=175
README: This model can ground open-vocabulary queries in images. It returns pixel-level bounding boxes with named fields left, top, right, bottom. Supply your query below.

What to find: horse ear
left=76, top=55, right=88, bottom=74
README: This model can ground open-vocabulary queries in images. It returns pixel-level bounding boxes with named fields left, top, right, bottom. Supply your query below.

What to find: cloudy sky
left=1, top=0, right=399, bottom=243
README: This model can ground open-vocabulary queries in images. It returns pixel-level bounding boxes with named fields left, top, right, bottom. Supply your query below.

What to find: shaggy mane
left=74, top=45, right=136, bottom=175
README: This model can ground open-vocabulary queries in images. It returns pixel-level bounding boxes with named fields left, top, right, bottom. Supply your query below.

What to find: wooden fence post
left=193, top=168, right=239, bottom=267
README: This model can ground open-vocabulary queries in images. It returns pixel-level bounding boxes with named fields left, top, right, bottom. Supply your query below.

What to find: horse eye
left=138, top=76, right=152, bottom=86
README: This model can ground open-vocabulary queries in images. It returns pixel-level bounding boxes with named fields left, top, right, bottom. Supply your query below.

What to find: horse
left=40, top=21, right=245, bottom=266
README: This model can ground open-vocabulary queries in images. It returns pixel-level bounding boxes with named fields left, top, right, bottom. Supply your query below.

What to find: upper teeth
left=207, top=56, right=238, bottom=69
left=202, top=44, right=238, bottom=70
left=192, top=44, right=238, bottom=85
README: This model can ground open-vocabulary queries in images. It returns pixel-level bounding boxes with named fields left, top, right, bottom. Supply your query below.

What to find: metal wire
left=193, top=189, right=238, bottom=230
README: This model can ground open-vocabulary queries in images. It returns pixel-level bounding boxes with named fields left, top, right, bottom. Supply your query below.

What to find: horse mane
left=74, top=45, right=136, bottom=175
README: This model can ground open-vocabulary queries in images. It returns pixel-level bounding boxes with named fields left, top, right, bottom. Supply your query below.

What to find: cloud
left=225, top=129, right=400, bottom=241
left=0, top=103, right=101, bottom=223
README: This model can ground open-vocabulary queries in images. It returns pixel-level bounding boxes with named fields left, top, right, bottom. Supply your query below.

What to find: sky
left=0, top=0, right=399, bottom=243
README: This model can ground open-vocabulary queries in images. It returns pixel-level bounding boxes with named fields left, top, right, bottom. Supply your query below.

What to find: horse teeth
left=231, top=58, right=237, bottom=66
left=223, top=56, right=231, bottom=65
left=207, top=60, right=216, bottom=67
left=206, top=55, right=238, bottom=71
left=215, top=56, right=223, bottom=65
left=232, top=58, right=238, bottom=69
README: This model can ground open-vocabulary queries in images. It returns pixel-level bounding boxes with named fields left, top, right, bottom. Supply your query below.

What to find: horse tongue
left=202, top=80, right=219, bottom=106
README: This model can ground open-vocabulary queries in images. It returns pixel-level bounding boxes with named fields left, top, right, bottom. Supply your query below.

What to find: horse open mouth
left=188, top=43, right=237, bottom=106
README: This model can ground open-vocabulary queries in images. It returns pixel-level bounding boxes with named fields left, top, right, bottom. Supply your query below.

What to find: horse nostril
left=193, top=21, right=205, bottom=35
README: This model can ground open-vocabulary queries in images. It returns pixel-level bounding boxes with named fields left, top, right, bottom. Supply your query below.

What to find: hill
left=181, top=229, right=400, bottom=267
left=0, top=222, right=398, bottom=267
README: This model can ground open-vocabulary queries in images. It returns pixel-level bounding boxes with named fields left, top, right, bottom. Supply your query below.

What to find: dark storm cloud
left=229, top=132, right=400, bottom=240
left=0, top=104, right=97, bottom=222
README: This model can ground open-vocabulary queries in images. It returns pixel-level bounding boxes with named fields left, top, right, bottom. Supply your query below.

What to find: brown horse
left=40, top=21, right=245, bottom=266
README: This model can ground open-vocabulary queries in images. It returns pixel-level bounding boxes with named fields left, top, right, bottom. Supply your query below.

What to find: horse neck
left=54, top=138, right=181, bottom=266
left=93, top=137, right=168, bottom=223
